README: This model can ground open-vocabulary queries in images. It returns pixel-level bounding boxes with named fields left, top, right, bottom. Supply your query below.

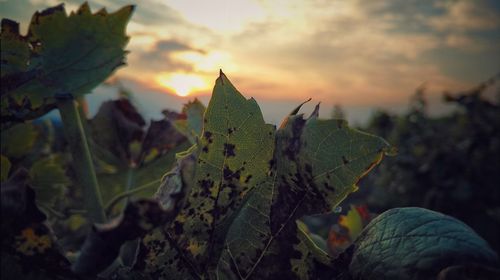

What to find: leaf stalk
left=57, top=95, right=107, bottom=224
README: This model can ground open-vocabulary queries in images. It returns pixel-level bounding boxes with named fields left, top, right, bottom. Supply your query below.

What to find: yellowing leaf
left=339, top=205, right=364, bottom=241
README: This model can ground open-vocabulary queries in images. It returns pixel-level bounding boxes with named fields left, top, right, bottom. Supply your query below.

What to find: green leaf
left=1, top=3, right=134, bottom=127
left=90, top=98, right=146, bottom=164
left=139, top=119, right=187, bottom=164
left=349, top=207, right=499, bottom=280
left=0, top=155, right=11, bottom=182
left=0, top=19, right=29, bottom=78
left=138, top=72, right=276, bottom=279
left=174, top=99, right=206, bottom=144
left=29, top=156, right=71, bottom=208
left=100, top=141, right=192, bottom=214
left=0, top=122, right=38, bottom=158
left=136, top=72, right=391, bottom=279
left=216, top=107, right=389, bottom=279
left=291, top=221, right=334, bottom=279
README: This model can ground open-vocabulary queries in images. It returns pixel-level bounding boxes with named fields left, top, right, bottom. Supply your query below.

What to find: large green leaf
left=140, top=72, right=276, bottom=279
left=1, top=3, right=134, bottom=127
left=135, top=72, right=391, bottom=279
left=348, top=207, right=499, bottom=280
left=216, top=108, right=389, bottom=279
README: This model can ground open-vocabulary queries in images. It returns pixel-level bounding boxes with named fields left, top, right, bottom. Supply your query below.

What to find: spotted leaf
left=216, top=105, right=390, bottom=279
left=136, top=72, right=391, bottom=279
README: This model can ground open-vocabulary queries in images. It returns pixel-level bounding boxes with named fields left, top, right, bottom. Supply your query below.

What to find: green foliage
left=87, top=97, right=191, bottom=213
left=1, top=123, right=38, bottom=158
left=29, top=156, right=71, bottom=208
left=90, top=98, right=146, bottom=165
left=1, top=3, right=133, bottom=128
left=136, top=72, right=391, bottom=279
left=360, top=79, right=500, bottom=253
left=4, top=2, right=496, bottom=279
left=173, top=98, right=206, bottom=144
left=347, top=207, right=499, bottom=280
left=0, top=155, right=11, bottom=182
left=1, top=169, right=78, bottom=280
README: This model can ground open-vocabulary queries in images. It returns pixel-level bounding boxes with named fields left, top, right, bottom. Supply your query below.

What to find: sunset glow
left=173, top=51, right=237, bottom=73
left=3, top=0, right=498, bottom=122
left=155, top=73, right=209, bottom=97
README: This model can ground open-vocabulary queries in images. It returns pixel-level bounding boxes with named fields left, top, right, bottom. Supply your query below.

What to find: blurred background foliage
left=328, top=75, right=500, bottom=255
left=2, top=74, right=499, bottom=262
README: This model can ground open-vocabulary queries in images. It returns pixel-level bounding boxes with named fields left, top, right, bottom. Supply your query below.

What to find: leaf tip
left=289, top=98, right=312, bottom=116
left=123, top=4, right=136, bottom=16
left=309, top=102, right=321, bottom=119
left=217, top=69, right=227, bottom=85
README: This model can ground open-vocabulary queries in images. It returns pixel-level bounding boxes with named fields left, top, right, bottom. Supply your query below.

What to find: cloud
left=129, top=39, right=205, bottom=74
left=229, top=0, right=498, bottom=103
left=444, top=34, right=498, bottom=52
left=2, top=0, right=498, bottom=119
left=430, top=0, right=500, bottom=32
left=155, top=39, right=205, bottom=54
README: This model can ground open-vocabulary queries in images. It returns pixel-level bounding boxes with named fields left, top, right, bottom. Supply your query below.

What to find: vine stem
left=105, top=178, right=161, bottom=214
left=57, top=95, right=107, bottom=224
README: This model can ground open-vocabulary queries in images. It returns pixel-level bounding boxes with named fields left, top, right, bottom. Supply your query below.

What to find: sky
left=1, top=0, right=499, bottom=124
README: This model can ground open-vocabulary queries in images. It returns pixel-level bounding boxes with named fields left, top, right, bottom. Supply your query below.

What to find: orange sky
left=1, top=0, right=499, bottom=123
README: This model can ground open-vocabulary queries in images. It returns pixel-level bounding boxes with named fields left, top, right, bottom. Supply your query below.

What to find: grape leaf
left=90, top=98, right=146, bottom=164
left=1, top=3, right=134, bottom=127
left=0, top=19, right=29, bottom=78
left=135, top=72, right=391, bottom=279
left=348, top=207, right=500, bottom=280
left=139, top=118, right=187, bottom=164
left=174, top=99, right=206, bottom=144
left=29, top=156, right=71, bottom=208
left=216, top=105, right=389, bottom=279
left=0, top=122, right=38, bottom=158
left=89, top=95, right=190, bottom=214
left=137, top=71, right=276, bottom=279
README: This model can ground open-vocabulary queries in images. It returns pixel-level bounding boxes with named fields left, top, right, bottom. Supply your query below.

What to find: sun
left=155, top=73, right=208, bottom=97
